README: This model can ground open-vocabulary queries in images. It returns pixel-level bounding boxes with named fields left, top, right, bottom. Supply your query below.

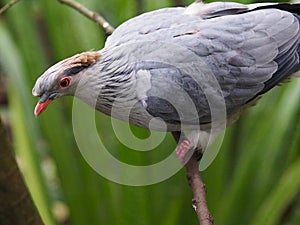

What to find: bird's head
left=32, top=51, right=101, bottom=116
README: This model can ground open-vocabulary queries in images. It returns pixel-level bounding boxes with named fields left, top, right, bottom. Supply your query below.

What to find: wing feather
left=105, top=2, right=300, bottom=125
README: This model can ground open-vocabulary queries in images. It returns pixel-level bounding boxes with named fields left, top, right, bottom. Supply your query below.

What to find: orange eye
left=59, top=77, right=71, bottom=88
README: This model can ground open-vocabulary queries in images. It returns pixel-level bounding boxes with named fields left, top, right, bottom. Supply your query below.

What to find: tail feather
left=253, top=4, right=300, bottom=96
left=254, top=3, right=300, bottom=15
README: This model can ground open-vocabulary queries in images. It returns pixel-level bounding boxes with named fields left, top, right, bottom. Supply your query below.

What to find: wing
left=172, top=7, right=300, bottom=112
left=104, top=2, right=300, bottom=125
left=129, top=42, right=225, bottom=126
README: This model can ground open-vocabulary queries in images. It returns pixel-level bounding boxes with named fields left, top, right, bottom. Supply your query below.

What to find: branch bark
left=186, top=155, right=214, bottom=225
left=0, top=117, right=44, bottom=225
left=57, top=0, right=115, bottom=35
left=0, top=0, right=20, bottom=15
left=172, top=131, right=214, bottom=225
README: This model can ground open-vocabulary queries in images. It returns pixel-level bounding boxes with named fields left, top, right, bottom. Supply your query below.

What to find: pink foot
left=176, top=138, right=194, bottom=165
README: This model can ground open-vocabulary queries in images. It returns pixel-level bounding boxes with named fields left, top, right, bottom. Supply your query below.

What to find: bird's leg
left=176, top=138, right=194, bottom=165
left=172, top=131, right=203, bottom=165
left=172, top=131, right=190, bottom=164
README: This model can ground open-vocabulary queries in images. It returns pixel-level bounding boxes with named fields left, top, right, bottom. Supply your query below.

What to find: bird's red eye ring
left=59, top=77, right=71, bottom=88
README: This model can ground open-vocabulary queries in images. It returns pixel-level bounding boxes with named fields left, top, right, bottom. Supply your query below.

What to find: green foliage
left=1, top=0, right=300, bottom=225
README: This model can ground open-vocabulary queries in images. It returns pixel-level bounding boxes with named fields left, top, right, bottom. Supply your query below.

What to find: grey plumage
left=32, top=1, right=300, bottom=132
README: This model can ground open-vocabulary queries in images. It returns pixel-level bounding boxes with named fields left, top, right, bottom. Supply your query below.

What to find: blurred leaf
left=250, top=157, right=300, bottom=225
left=0, top=20, right=56, bottom=225
left=1, top=1, right=300, bottom=225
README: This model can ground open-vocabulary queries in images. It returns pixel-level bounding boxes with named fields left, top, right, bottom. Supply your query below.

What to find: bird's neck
left=75, top=50, right=138, bottom=117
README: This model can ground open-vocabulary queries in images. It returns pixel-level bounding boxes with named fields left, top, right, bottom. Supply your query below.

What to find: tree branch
left=0, top=0, right=20, bottom=15
left=0, top=117, right=44, bottom=225
left=172, top=131, right=214, bottom=225
left=57, top=0, right=115, bottom=35
left=186, top=155, right=214, bottom=225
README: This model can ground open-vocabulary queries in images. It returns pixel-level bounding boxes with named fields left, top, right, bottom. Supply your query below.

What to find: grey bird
left=32, top=1, right=300, bottom=164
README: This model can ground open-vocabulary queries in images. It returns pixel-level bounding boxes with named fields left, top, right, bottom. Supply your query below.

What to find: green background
left=1, top=0, right=300, bottom=224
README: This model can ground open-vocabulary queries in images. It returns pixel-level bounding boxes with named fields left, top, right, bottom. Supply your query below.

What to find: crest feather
left=62, top=51, right=101, bottom=68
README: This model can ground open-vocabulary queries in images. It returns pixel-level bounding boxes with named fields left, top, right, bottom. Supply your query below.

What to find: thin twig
left=172, top=131, right=214, bottom=225
left=135, top=0, right=144, bottom=15
left=0, top=0, right=20, bottom=15
left=58, top=0, right=115, bottom=35
left=173, top=0, right=185, bottom=7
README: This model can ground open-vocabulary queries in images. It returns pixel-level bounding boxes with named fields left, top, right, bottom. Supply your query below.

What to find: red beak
left=34, top=99, right=52, bottom=116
